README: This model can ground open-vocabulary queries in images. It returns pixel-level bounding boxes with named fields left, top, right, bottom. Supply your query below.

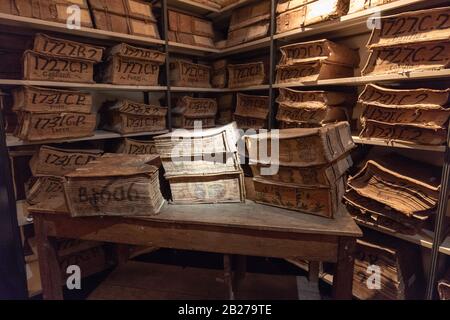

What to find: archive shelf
left=0, top=0, right=449, bottom=300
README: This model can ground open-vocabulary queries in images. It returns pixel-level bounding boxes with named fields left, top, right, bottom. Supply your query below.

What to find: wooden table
left=31, top=201, right=362, bottom=300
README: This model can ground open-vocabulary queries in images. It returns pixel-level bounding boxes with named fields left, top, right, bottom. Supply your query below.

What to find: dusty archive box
left=170, top=60, right=211, bottom=88
left=362, top=7, right=450, bottom=76
left=276, top=39, right=359, bottom=84
left=226, top=1, right=270, bottom=47
left=344, top=154, right=439, bottom=234
left=29, top=145, right=103, bottom=176
left=233, top=93, right=269, bottom=130
left=88, top=0, right=160, bottom=38
left=172, top=96, right=217, bottom=129
left=246, top=122, right=354, bottom=218
left=64, top=154, right=164, bottom=217
left=23, top=33, right=104, bottom=83
left=155, top=122, right=245, bottom=204
left=276, top=0, right=350, bottom=34
left=358, top=84, right=450, bottom=145
left=101, top=43, right=165, bottom=86
left=117, top=138, right=158, bottom=155
left=168, top=10, right=215, bottom=48
left=102, top=99, right=167, bottom=134
left=0, top=0, right=93, bottom=27
left=276, top=87, right=354, bottom=127
left=228, top=61, right=266, bottom=88
left=12, top=85, right=97, bottom=141
left=353, top=235, right=424, bottom=300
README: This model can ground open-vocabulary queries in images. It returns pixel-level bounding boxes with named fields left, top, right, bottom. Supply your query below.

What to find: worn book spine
left=101, top=55, right=161, bottom=85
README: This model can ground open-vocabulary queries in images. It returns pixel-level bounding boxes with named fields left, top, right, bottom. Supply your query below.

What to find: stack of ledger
left=228, top=59, right=268, bottom=88
left=88, top=0, right=160, bottom=38
left=23, top=33, right=103, bottom=83
left=101, top=99, right=168, bottom=134
left=172, top=96, right=217, bottom=129
left=276, top=88, right=355, bottom=128
left=26, top=145, right=103, bottom=213
left=245, top=122, right=354, bottom=218
left=154, top=122, right=245, bottom=204
left=12, top=86, right=97, bottom=142
left=353, top=233, right=423, bottom=300
left=361, top=7, right=450, bottom=76
left=170, top=59, right=211, bottom=88
left=64, top=154, right=164, bottom=217
left=226, top=1, right=270, bottom=47
left=344, top=154, right=440, bottom=235
left=0, top=0, right=94, bottom=27
left=358, top=84, right=450, bottom=146
left=276, top=39, right=359, bottom=84
left=168, top=10, right=215, bottom=48
left=234, top=93, right=269, bottom=130
left=276, top=0, right=350, bottom=34
left=100, top=43, right=166, bottom=86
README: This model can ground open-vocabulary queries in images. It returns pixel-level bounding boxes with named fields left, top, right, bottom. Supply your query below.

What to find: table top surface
left=31, top=200, right=362, bottom=237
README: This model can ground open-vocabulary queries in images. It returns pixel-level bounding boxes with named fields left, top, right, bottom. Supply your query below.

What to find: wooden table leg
left=34, top=214, right=63, bottom=300
left=332, top=237, right=356, bottom=300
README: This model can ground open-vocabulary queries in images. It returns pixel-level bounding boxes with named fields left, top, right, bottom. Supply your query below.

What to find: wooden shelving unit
left=0, top=0, right=449, bottom=300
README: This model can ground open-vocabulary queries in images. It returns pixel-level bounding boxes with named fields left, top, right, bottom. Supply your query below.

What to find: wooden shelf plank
left=273, top=69, right=450, bottom=88
left=214, top=37, right=271, bottom=57
left=0, top=79, right=167, bottom=91
left=6, top=130, right=169, bottom=147
left=224, top=85, right=270, bottom=92
left=168, top=41, right=220, bottom=56
left=0, top=13, right=165, bottom=47
left=171, top=86, right=223, bottom=92
left=352, top=136, right=446, bottom=152
left=167, top=0, right=221, bottom=14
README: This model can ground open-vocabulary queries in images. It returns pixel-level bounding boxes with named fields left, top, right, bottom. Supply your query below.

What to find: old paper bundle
left=170, top=60, right=212, bottom=88
left=362, top=7, right=450, bottom=76
left=353, top=234, right=423, bottom=299
left=234, top=93, right=269, bottom=130
left=100, top=43, right=165, bottom=86
left=117, top=138, right=158, bottom=155
left=154, top=122, right=245, bottom=204
left=0, top=0, right=93, bottom=27
left=64, top=154, right=164, bottom=217
left=276, top=0, right=350, bottom=34
left=168, top=10, right=215, bottom=48
left=358, top=84, right=450, bottom=145
left=276, top=88, right=355, bottom=128
left=12, top=85, right=97, bottom=142
left=172, top=96, right=217, bottom=129
left=226, top=1, right=270, bottom=47
left=276, top=39, right=359, bottom=84
left=26, top=145, right=104, bottom=213
left=245, top=122, right=355, bottom=218
left=228, top=60, right=267, bottom=88
left=24, top=33, right=104, bottom=83
left=100, top=99, right=168, bottom=134
left=88, top=0, right=160, bottom=38
left=345, top=154, right=440, bottom=234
